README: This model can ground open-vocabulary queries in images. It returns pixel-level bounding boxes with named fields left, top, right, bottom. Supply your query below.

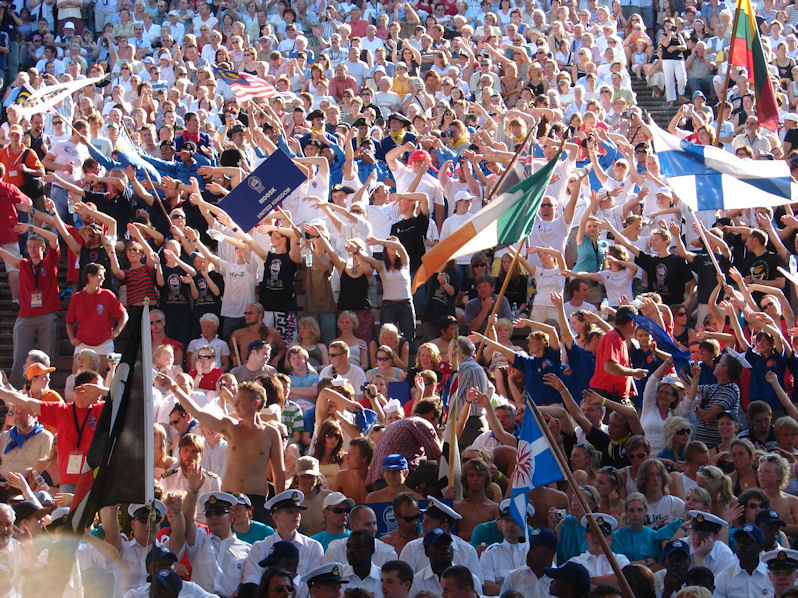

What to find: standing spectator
left=65, top=263, right=128, bottom=367
left=0, top=228, right=60, bottom=389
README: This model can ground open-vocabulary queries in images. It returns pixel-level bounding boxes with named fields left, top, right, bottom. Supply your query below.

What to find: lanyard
left=30, top=259, right=40, bottom=290
left=5, top=147, right=25, bottom=171
left=72, top=403, right=92, bottom=448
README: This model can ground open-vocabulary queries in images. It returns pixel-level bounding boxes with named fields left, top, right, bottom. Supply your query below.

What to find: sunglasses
left=376, top=356, right=390, bottom=361
left=747, top=502, right=764, bottom=508
left=329, top=352, right=344, bottom=357
left=270, top=585, right=295, bottom=593
left=676, top=428, right=690, bottom=434
left=760, top=455, right=779, bottom=463
left=244, top=310, right=258, bottom=315
left=629, top=451, right=648, bottom=459
left=204, top=509, right=230, bottom=517
left=541, top=202, right=554, bottom=207
left=198, top=355, right=214, bottom=360
left=151, top=319, right=164, bottom=324
left=398, top=512, right=422, bottom=522
left=330, top=507, right=351, bottom=514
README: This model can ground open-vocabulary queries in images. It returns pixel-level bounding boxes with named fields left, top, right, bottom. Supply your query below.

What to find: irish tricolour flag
left=412, top=150, right=561, bottom=292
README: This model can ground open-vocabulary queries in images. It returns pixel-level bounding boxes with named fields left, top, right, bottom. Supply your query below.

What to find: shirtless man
left=431, top=316, right=457, bottom=357
left=331, top=437, right=372, bottom=505
left=758, top=453, right=798, bottom=537
left=229, top=303, right=286, bottom=368
left=453, top=457, right=499, bottom=541
left=365, top=455, right=423, bottom=503
left=529, top=486, right=569, bottom=531
left=380, top=492, right=422, bottom=557
left=159, top=374, right=285, bottom=524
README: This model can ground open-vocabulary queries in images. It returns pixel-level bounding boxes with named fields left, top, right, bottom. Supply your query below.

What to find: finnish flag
left=650, top=124, right=798, bottom=211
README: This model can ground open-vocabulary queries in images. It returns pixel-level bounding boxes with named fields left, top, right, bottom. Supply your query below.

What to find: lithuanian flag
left=729, top=0, right=779, bottom=130
left=411, top=150, right=561, bottom=292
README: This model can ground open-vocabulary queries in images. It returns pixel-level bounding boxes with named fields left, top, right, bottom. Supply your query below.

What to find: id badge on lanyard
left=67, top=404, right=92, bottom=475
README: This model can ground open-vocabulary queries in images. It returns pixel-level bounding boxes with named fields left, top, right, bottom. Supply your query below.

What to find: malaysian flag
left=214, top=66, right=278, bottom=101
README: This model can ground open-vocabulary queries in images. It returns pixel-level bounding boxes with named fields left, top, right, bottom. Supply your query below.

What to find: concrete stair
left=631, top=76, right=680, bottom=128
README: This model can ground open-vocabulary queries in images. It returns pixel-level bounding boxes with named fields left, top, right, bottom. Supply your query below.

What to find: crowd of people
left=4, top=0, right=798, bottom=596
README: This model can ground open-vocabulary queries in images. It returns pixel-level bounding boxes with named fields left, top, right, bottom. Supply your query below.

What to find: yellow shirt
left=392, top=77, right=411, bottom=98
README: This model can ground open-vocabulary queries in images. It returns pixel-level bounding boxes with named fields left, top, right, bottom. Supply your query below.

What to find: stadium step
left=631, top=77, right=680, bottom=128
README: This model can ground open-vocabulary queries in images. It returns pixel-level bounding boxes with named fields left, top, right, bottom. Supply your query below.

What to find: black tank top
left=338, top=270, right=371, bottom=311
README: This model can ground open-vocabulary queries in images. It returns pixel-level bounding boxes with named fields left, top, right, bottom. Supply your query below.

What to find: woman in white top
left=640, top=357, right=692, bottom=455
left=361, top=236, right=416, bottom=351
left=636, top=457, right=685, bottom=530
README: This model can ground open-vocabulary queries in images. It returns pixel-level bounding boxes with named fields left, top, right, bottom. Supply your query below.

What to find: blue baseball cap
left=663, top=539, right=690, bottom=558
left=544, top=562, right=591, bottom=592
left=734, top=524, right=766, bottom=545
left=259, top=540, right=300, bottom=567
left=382, top=454, right=408, bottom=470
left=528, top=527, right=558, bottom=549
left=423, top=528, right=453, bottom=549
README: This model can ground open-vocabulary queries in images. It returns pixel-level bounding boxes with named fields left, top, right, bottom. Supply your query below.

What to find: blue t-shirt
left=514, top=348, right=563, bottom=405
left=234, top=521, right=275, bottom=545
left=557, top=515, right=588, bottom=564
left=612, top=526, right=662, bottom=562
left=746, top=348, right=787, bottom=409
left=311, top=530, right=350, bottom=551
left=564, top=343, right=595, bottom=400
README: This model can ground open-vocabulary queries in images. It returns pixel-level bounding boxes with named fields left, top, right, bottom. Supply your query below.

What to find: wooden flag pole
left=525, top=395, right=636, bottom=598
left=485, top=127, right=535, bottom=203
left=475, top=236, right=528, bottom=362
left=712, top=2, right=742, bottom=147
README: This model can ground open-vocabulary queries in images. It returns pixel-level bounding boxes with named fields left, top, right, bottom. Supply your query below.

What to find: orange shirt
left=0, top=146, right=43, bottom=188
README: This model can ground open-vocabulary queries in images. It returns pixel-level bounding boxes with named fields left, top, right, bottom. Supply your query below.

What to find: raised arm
left=157, top=373, right=234, bottom=435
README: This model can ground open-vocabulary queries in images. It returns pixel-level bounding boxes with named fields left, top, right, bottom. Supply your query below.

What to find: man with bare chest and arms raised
left=453, top=457, right=499, bottom=541
left=229, top=303, right=286, bottom=368
left=159, top=374, right=285, bottom=523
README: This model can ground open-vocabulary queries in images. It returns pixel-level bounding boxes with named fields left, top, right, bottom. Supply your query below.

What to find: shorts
left=246, top=493, right=272, bottom=525
left=74, top=339, right=115, bottom=356
left=1, top=242, right=21, bottom=273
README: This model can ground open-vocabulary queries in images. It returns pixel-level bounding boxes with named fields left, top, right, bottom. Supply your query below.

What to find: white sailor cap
left=128, top=499, right=167, bottom=521
left=581, top=513, right=618, bottom=533
left=423, top=496, right=462, bottom=522
left=265, top=490, right=306, bottom=512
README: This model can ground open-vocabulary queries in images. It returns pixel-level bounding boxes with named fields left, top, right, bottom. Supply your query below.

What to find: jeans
left=381, top=299, right=416, bottom=353
left=49, top=185, right=74, bottom=226
left=305, top=311, right=337, bottom=345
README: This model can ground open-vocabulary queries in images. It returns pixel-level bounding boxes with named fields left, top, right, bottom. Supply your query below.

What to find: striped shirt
left=694, top=383, right=740, bottom=449
left=124, top=265, right=159, bottom=307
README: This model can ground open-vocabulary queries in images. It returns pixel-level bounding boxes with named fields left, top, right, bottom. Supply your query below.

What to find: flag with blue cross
left=650, top=123, right=798, bottom=211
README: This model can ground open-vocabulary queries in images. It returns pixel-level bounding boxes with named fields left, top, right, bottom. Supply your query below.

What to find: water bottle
left=302, top=244, right=313, bottom=268
left=600, top=298, right=609, bottom=317
left=512, top=302, right=518, bottom=319
left=790, top=255, right=797, bottom=277
left=346, top=255, right=354, bottom=271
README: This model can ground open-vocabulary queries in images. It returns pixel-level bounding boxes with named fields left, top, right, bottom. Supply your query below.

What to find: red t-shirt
left=0, top=181, right=28, bottom=246
left=66, top=288, right=126, bottom=346
left=187, top=367, right=223, bottom=390
left=589, top=328, right=634, bottom=398
left=38, top=401, right=105, bottom=484
left=18, top=244, right=61, bottom=318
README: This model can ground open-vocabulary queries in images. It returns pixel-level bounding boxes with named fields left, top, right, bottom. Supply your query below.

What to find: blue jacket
left=141, top=152, right=212, bottom=188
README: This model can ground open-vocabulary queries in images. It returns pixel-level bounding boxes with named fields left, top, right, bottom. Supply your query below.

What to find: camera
left=107, top=352, right=122, bottom=364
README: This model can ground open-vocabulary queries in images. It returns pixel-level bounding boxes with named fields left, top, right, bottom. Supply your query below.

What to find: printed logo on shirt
left=655, top=263, right=667, bottom=287
left=168, top=272, right=181, bottom=291
left=87, top=416, right=97, bottom=430
left=96, top=304, right=104, bottom=315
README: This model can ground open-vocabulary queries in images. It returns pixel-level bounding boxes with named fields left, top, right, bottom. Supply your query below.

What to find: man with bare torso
left=453, top=457, right=499, bottom=541
left=380, top=492, right=422, bottom=557
left=365, top=455, right=423, bottom=503
left=159, top=374, right=285, bottom=523
left=229, top=303, right=286, bottom=368
left=330, top=437, right=372, bottom=505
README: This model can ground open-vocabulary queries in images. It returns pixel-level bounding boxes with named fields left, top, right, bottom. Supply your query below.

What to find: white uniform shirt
left=186, top=529, right=252, bottom=597
left=119, top=537, right=177, bottom=593
left=200, top=438, right=228, bottom=478
left=160, top=467, right=221, bottom=523
left=399, top=535, right=483, bottom=590
left=570, top=549, right=631, bottom=577
left=323, top=537, right=398, bottom=566
left=123, top=579, right=217, bottom=597
left=480, top=540, right=529, bottom=585
left=713, top=560, right=774, bottom=598
left=342, top=562, right=384, bottom=598
left=692, top=538, right=736, bottom=576
left=409, top=565, right=481, bottom=598
left=500, top=567, right=553, bottom=598
left=242, top=532, right=324, bottom=585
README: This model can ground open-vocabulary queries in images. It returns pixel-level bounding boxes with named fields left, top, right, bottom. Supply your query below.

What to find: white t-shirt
left=49, top=139, right=90, bottom=185
left=392, top=164, right=444, bottom=207
left=440, top=212, right=474, bottom=265
left=526, top=215, right=569, bottom=268
left=532, top=267, right=564, bottom=307
left=218, top=257, right=259, bottom=318
left=599, top=268, right=635, bottom=307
